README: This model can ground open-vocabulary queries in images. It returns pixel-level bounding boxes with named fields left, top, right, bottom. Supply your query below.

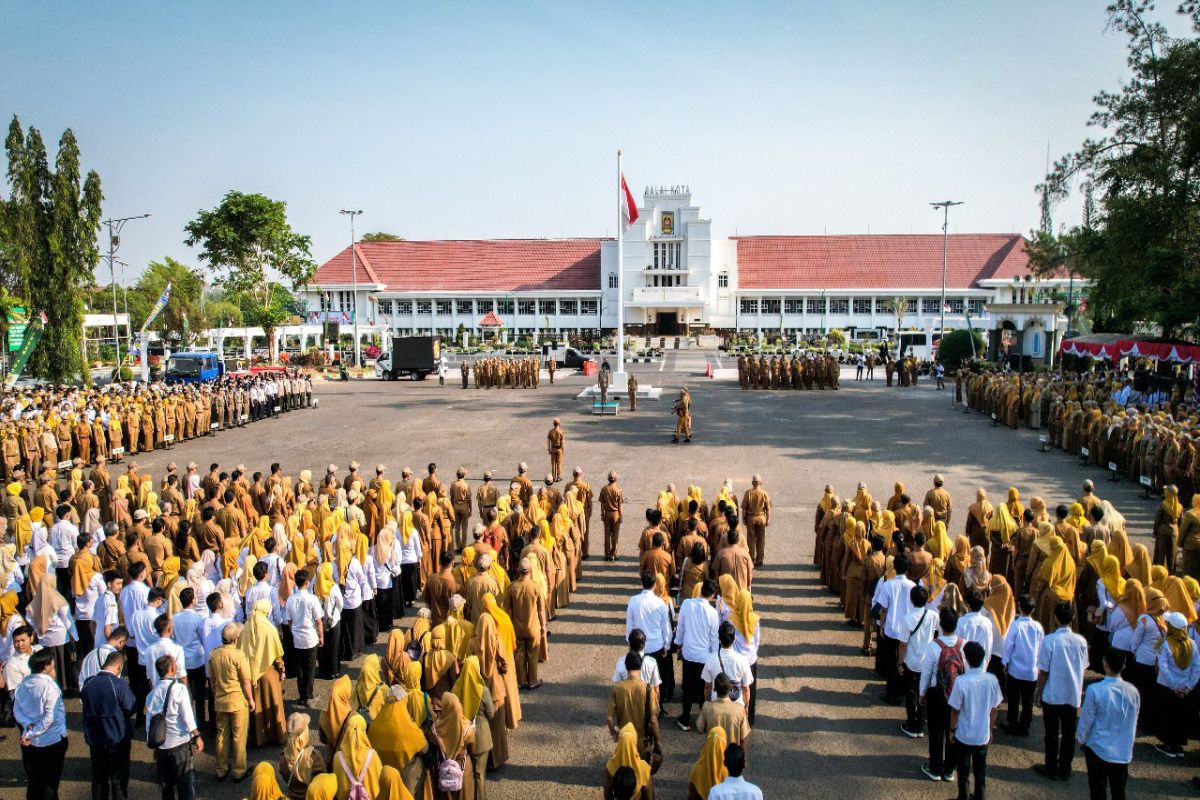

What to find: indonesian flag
left=620, top=173, right=639, bottom=226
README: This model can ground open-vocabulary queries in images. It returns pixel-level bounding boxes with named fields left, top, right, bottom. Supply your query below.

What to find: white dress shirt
left=200, top=613, right=233, bottom=669
left=286, top=590, right=324, bottom=650
left=1001, top=615, right=1043, bottom=681
left=877, top=575, right=916, bottom=640
left=1077, top=676, right=1139, bottom=764
left=118, top=580, right=150, bottom=649
left=1129, top=614, right=1162, bottom=666
left=322, top=585, right=344, bottom=630
left=625, top=589, right=672, bottom=654
left=129, top=606, right=165, bottom=665
left=901, top=606, right=939, bottom=672
left=948, top=666, right=1003, bottom=746
left=673, top=597, right=720, bottom=663
left=172, top=608, right=207, bottom=671
left=144, top=678, right=197, bottom=749
left=612, top=650, right=662, bottom=687
left=1037, top=627, right=1089, bottom=707
left=243, top=581, right=281, bottom=624
left=702, top=646, right=754, bottom=704
left=77, top=643, right=117, bottom=690
left=74, top=572, right=106, bottom=623
left=339, top=559, right=372, bottom=610
left=3, top=645, right=42, bottom=689
left=398, top=532, right=423, bottom=566
left=919, top=634, right=961, bottom=696
left=13, top=671, right=67, bottom=747
left=955, top=610, right=993, bottom=666
left=732, top=624, right=761, bottom=665
left=49, top=520, right=80, bottom=569
left=1156, top=638, right=1200, bottom=692
left=707, top=775, right=763, bottom=800
left=143, top=636, right=186, bottom=688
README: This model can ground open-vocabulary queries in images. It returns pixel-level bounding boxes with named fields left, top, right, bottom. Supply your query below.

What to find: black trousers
left=926, top=690, right=953, bottom=776
left=185, top=666, right=207, bottom=727
left=1043, top=703, right=1078, bottom=777
left=376, top=583, right=394, bottom=632
left=125, top=645, right=149, bottom=720
left=155, top=741, right=195, bottom=800
left=1158, top=682, right=1200, bottom=748
left=653, top=649, right=675, bottom=704
left=340, top=605, right=364, bottom=659
left=22, top=736, right=68, bottom=800
left=294, top=646, right=317, bottom=703
left=1084, top=746, right=1127, bottom=800
left=318, top=622, right=341, bottom=679
left=902, top=666, right=924, bottom=729
left=90, top=738, right=132, bottom=800
left=280, top=625, right=295, bottom=678
left=1005, top=676, right=1035, bottom=734
left=400, top=563, right=420, bottom=607
left=747, top=660, right=757, bottom=725
left=954, top=742, right=987, bottom=800
left=680, top=659, right=705, bottom=721
left=878, top=635, right=901, bottom=699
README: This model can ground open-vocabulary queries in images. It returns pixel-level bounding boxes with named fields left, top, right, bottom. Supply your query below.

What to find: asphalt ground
left=2, top=357, right=1195, bottom=800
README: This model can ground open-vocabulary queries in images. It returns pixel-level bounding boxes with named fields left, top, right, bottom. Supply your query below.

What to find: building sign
left=307, top=310, right=351, bottom=324
left=661, top=211, right=674, bottom=236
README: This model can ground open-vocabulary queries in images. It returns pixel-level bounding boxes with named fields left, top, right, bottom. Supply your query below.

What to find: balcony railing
left=631, top=286, right=703, bottom=304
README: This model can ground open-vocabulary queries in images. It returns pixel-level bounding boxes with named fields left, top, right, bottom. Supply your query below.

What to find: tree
left=881, top=297, right=910, bottom=330
left=1033, top=2, right=1200, bottom=338
left=827, top=328, right=847, bottom=349
left=937, top=328, right=985, bottom=368
left=184, top=191, right=314, bottom=360
left=127, top=257, right=207, bottom=345
left=3, top=117, right=103, bottom=382
left=361, top=231, right=404, bottom=242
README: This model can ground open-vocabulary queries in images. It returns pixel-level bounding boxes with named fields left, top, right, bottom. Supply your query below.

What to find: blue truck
left=164, top=352, right=225, bottom=384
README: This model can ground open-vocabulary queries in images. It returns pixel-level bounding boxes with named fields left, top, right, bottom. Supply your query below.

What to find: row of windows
left=320, top=291, right=356, bottom=312
left=738, top=297, right=985, bottom=315
left=652, top=241, right=682, bottom=270
left=376, top=298, right=598, bottom=316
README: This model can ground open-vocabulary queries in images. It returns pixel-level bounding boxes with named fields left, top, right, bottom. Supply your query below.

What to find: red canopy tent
left=1059, top=334, right=1200, bottom=364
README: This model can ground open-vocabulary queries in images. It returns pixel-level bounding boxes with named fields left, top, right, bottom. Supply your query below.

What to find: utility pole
left=101, top=214, right=151, bottom=375
left=930, top=200, right=963, bottom=354
left=340, top=209, right=363, bottom=366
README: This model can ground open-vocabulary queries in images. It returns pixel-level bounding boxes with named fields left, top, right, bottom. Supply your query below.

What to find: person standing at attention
left=547, top=419, right=565, bottom=483
left=13, top=649, right=68, bottom=800
left=1077, top=648, right=1139, bottom=800
left=948, top=641, right=1003, bottom=800
left=1034, top=601, right=1089, bottom=782
left=706, top=743, right=762, bottom=800
left=80, top=648, right=136, bottom=800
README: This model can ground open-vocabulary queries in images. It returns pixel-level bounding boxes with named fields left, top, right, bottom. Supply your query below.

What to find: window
left=718, top=273, right=729, bottom=288
left=829, top=297, right=849, bottom=314
left=416, top=300, right=432, bottom=315
left=476, top=299, right=493, bottom=313
left=653, top=241, right=682, bottom=270
left=377, top=299, right=392, bottom=315
left=853, top=298, right=872, bottom=314
left=559, top=299, right=577, bottom=315
left=968, top=297, right=985, bottom=315
left=921, top=297, right=941, bottom=314
left=761, top=298, right=780, bottom=314
left=806, top=297, right=823, bottom=314
left=497, top=299, right=514, bottom=314
left=436, top=300, right=452, bottom=315
left=456, top=300, right=473, bottom=315
left=580, top=300, right=598, bottom=315
left=740, top=298, right=758, bottom=314
left=901, top=297, right=917, bottom=313
left=784, top=298, right=803, bottom=315
left=539, top=299, right=556, bottom=315
left=397, top=300, right=413, bottom=314
left=946, top=297, right=965, bottom=314
left=518, top=300, right=535, bottom=315
left=608, top=274, right=618, bottom=289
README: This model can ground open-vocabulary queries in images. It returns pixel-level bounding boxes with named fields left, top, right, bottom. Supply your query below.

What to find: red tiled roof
left=314, top=239, right=603, bottom=292
left=733, top=234, right=1036, bottom=290
left=478, top=311, right=503, bottom=327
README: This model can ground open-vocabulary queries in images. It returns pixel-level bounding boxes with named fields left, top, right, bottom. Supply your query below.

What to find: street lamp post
left=930, top=200, right=963, bottom=353
left=339, top=209, right=363, bottom=366
left=101, top=214, right=151, bottom=374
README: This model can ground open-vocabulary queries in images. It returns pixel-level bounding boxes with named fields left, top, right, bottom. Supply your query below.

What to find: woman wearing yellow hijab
left=353, top=654, right=388, bottom=721
left=401, top=662, right=428, bottom=726
left=1127, top=543, right=1152, bottom=586
left=1162, top=576, right=1199, bottom=624
left=240, top=598, right=287, bottom=746
left=983, top=574, right=1015, bottom=640
left=249, top=761, right=286, bottom=800
left=368, top=690, right=427, bottom=775
left=1033, top=536, right=1075, bottom=631
left=315, top=562, right=343, bottom=680
left=306, top=773, right=337, bottom=800
left=927, top=520, right=953, bottom=561
left=481, top=594, right=516, bottom=656
left=421, top=625, right=458, bottom=696
left=376, top=765, right=414, bottom=800
left=1154, top=485, right=1183, bottom=571
left=688, top=726, right=728, bottom=800
left=1149, top=564, right=1170, bottom=593
left=334, top=715, right=382, bottom=800
left=987, top=501, right=1017, bottom=576
left=1004, top=487, right=1024, bottom=523
left=1157, top=610, right=1199, bottom=756
left=320, top=675, right=353, bottom=762
left=431, top=693, right=474, bottom=800
left=716, top=574, right=738, bottom=623
left=603, top=723, right=651, bottom=800
left=452, top=655, right=493, bottom=800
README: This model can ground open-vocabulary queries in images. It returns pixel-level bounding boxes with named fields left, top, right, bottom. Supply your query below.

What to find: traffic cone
left=706, top=362, right=713, bottom=378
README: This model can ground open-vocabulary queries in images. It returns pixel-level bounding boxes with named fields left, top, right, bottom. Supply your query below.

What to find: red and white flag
left=620, top=173, right=639, bottom=226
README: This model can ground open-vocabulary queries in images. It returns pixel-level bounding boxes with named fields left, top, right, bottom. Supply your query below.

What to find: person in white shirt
left=1000, top=594, right=1043, bottom=736
left=242, top=561, right=281, bottom=625
left=701, top=621, right=753, bottom=708
left=1034, top=600, right=1089, bottom=781
left=284, top=569, right=324, bottom=706
left=673, top=579, right=719, bottom=731
left=875, top=553, right=915, bottom=705
left=118, top=562, right=151, bottom=709
left=898, top=584, right=938, bottom=738
left=315, top=562, right=344, bottom=680
left=172, top=587, right=208, bottom=729
left=49, top=504, right=80, bottom=596
left=1154, top=610, right=1200, bottom=758
left=76, top=626, right=126, bottom=690
left=28, top=569, right=78, bottom=687
left=13, top=649, right=68, bottom=800
left=625, top=571, right=674, bottom=705
left=956, top=588, right=993, bottom=667
left=258, top=537, right=284, bottom=588
left=918, top=607, right=963, bottom=782
left=1077, top=648, right=1139, bottom=800
left=948, top=641, right=1003, bottom=800
left=144, top=654, right=203, bottom=799
left=1127, top=590, right=1166, bottom=725
left=3, top=624, right=42, bottom=690
left=611, top=629, right=662, bottom=692
left=144, top=613, right=187, bottom=690
left=706, top=743, right=763, bottom=800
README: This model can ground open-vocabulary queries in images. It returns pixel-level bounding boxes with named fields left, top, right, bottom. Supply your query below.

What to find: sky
left=1, top=1, right=1193, bottom=282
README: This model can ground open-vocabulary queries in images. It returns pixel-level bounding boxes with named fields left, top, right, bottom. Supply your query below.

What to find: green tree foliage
left=937, top=328, right=984, bottom=368
left=2, top=117, right=103, bottom=382
left=360, top=231, right=404, bottom=242
left=1032, top=2, right=1200, bottom=338
left=184, top=191, right=314, bottom=360
left=128, top=257, right=207, bottom=344
left=827, top=328, right=847, bottom=349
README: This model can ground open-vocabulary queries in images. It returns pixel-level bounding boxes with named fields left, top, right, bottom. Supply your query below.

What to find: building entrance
left=655, top=312, right=679, bottom=336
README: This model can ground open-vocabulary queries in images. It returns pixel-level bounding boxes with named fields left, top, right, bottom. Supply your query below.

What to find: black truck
left=375, top=336, right=439, bottom=380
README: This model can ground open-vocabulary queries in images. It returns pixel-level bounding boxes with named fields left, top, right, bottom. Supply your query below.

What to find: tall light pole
left=101, top=213, right=151, bottom=373
left=930, top=200, right=963, bottom=351
left=340, top=209, right=363, bottom=366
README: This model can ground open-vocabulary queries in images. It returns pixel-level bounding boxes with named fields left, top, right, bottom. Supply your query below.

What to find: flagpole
left=615, top=149, right=625, bottom=379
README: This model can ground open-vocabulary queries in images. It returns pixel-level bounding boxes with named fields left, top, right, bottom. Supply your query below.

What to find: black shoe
left=1032, top=764, right=1057, bottom=781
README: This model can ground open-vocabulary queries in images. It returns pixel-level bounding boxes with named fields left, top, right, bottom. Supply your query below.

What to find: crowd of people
left=814, top=473, right=1200, bottom=799
left=464, top=358, right=545, bottom=390
left=0, top=451, right=613, bottom=800
left=606, top=476, right=771, bottom=800
left=736, top=353, right=841, bottom=390
left=0, top=371, right=314, bottom=480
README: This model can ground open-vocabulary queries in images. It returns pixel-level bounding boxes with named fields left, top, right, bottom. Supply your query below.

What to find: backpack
left=337, top=749, right=374, bottom=800
left=934, top=639, right=965, bottom=700
left=430, top=723, right=465, bottom=792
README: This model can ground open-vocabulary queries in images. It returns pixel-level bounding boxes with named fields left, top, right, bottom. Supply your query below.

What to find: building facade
left=306, top=186, right=1074, bottom=362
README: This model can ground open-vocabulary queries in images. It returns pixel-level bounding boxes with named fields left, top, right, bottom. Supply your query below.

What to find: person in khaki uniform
left=741, top=475, right=772, bottom=567
left=598, top=471, right=624, bottom=562
left=209, top=623, right=255, bottom=781
left=450, top=467, right=472, bottom=550
left=503, top=558, right=545, bottom=689
left=566, top=467, right=593, bottom=559
left=672, top=389, right=692, bottom=443
left=627, top=373, right=638, bottom=412
left=923, top=474, right=953, bottom=528
left=696, top=673, right=750, bottom=752
left=547, top=419, right=565, bottom=483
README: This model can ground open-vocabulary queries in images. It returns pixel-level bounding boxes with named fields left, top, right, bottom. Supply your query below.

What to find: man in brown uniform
left=209, top=623, right=255, bottom=782
left=450, top=467, right=472, bottom=550
left=422, top=551, right=458, bottom=626
left=475, top=471, right=499, bottom=527
left=547, top=419, right=564, bottom=483
left=566, top=467, right=593, bottom=559
left=714, top=528, right=753, bottom=590
left=599, top=471, right=624, bottom=562
left=502, top=557, right=545, bottom=689
left=628, top=373, right=638, bottom=412
left=741, top=475, right=772, bottom=567
left=923, top=474, right=953, bottom=528
left=511, top=463, right=533, bottom=510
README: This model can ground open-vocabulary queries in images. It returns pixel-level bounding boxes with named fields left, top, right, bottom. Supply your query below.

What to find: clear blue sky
left=1, top=1, right=1190, bottom=281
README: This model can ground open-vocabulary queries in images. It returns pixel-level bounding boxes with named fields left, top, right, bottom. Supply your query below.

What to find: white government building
left=307, top=186, right=1076, bottom=364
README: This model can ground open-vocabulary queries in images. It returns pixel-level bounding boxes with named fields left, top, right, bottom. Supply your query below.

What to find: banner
left=4, top=311, right=46, bottom=386
left=140, top=283, right=172, bottom=333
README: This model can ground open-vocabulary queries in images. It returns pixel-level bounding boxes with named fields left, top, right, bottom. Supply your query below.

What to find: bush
left=938, top=329, right=985, bottom=368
